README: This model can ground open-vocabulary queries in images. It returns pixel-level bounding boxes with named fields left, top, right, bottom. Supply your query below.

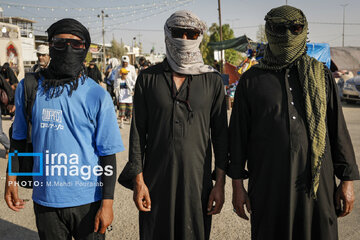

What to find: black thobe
left=119, top=60, right=228, bottom=240
left=228, top=66, right=359, bottom=240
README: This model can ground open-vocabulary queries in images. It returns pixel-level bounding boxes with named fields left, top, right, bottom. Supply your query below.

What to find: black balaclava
left=41, top=18, right=91, bottom=98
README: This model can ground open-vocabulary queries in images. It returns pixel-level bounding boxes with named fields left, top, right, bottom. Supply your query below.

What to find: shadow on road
left=0, top=218, right=39, bottom=240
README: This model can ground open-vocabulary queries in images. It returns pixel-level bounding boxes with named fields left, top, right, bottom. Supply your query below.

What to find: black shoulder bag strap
left=12, top=72, right=39, bottom=188
left=24, top=72, right=39, bottom=145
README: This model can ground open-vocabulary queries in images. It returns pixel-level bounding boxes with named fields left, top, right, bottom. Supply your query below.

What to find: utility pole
left=98, top=10, right=108, bottom=72
left=341, top=4, right=349, bottom=47
left=217, top=0, right=223, bottom=73
left=132, top=37, right=136, bottom=48
left=137, top=33, right=143, bottom=54
left=286, top=0, right=288, bottom=5
left=137, top=33, right=142, bottom=45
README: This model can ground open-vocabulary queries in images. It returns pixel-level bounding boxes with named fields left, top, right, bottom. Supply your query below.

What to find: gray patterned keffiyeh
left=164, top=10, right=216, bottom=75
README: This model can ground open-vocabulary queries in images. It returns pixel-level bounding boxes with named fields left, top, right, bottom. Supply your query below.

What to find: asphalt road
left=0, top=103, right=359, bottom=240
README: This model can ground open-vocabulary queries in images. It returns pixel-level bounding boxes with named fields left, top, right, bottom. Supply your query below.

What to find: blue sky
left=1, top=0, right=360, bottom=53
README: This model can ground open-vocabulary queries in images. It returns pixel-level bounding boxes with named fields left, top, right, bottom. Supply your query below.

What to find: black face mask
left=48, top=45, right=86, bottom=79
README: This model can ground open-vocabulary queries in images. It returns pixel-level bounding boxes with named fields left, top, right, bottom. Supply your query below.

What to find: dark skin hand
left=133, top=172, right=151, bottom=212
left=335, top=180, right=355, bottom=217
left=134, top=169, right=225, bottom=215
left=94, top=199, right=114, bottom=234
left=232, top=179, right=251, bottom=220
left=207, top=168, right=225, bottom=215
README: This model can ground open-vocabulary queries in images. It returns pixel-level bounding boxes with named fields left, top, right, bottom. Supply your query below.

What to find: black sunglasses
left=269, top=23, right=304, bottom=35
left=170, top=28, right=201, bottom=40
left=50, top=37, right=85, bottom=50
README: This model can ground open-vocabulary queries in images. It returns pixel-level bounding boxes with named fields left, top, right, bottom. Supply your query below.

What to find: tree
left=200, top=31, right=212, bottom=65
left=200, top=23, right=242, bottom=66
left=108, top=38, right=127, bottom=59
left=208, top=23, right=234, bottom=42
left=256, top=24, right=267, bottom=43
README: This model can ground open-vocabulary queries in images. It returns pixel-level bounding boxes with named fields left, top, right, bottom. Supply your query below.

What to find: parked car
left=342, top=76, right=360, bottom=104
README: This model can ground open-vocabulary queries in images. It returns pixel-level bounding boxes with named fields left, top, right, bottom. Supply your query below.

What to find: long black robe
left=228, top=65, right=359, bottom=240
left=119, top=60, right=228, bottom=240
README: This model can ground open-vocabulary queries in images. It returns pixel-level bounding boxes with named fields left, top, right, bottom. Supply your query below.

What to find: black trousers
left=33, top=201, right=105, bottom=240
left=106, top=84, right=115, bottom=100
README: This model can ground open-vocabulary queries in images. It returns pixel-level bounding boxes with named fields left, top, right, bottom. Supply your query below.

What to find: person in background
left=1, top=63, right=18, bottom=91
left=104, top=58, right=120, bottom=101
left=142, top=61, right=150, bottom=70
left=214, top=60, right=221, bottom=72
left=0, top=73, right=14, bottom=158
left=107, top=56, right=137, bottom=111
left=0, top=63, right=17, bottom=118
left=114, top=68, right=135, bottom=129
left=87, top=59, right=102, bottom=84
left=119, top=56, right=137, bottom=88
left=137, top=56, right=147, bottom=73
left=31, top=45, right=50, bottom=73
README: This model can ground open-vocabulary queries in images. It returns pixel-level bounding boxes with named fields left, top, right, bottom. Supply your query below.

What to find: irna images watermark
left=8, top=150, right=113, bottom=181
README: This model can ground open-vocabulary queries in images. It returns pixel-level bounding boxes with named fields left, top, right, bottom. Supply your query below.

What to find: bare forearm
left=134, top=172, right=145, bottom=185
left=215, top=168, right=225, bottom=187
left=6, top=174, right=17, bottom=184
left=232, top=179, right=244, bottom=189
left=101, top=199, right=113, bottom=209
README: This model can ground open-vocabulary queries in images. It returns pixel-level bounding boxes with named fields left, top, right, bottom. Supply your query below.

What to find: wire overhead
left=0, top=0, right=194, bottom=43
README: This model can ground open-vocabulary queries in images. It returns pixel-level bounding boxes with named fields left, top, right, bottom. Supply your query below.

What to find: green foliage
left=209, top=23, right=234, bottom=42
left=225, top=49, right=243, bottom=66
left=200, top=23, right=241, bottom=66
left=108, top=39, right=127, bottom=59
left=200, top=31, right=212, bottom=65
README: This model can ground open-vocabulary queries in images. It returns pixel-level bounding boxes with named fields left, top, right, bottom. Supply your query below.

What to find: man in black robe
left=119, top=10, right=228, bottom=240
left=228, top=5, right=359, bottom=240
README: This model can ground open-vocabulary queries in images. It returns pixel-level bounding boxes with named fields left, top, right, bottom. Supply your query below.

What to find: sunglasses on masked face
left=50, top=37, right=85, bottom=50
left=268, top=23, right=304, bottom=35
left=170, top=28, right=201, bottom=40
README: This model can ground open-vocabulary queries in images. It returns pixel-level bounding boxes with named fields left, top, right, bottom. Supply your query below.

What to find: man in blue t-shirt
left=4, top=18, right=124, bottom=240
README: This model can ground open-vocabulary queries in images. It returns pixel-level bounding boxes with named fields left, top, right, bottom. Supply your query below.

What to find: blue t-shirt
left=13, top=76, right=125, bottom=208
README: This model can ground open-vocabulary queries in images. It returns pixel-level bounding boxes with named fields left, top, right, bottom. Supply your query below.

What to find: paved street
left=0, top=103, right=359, bottom=240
